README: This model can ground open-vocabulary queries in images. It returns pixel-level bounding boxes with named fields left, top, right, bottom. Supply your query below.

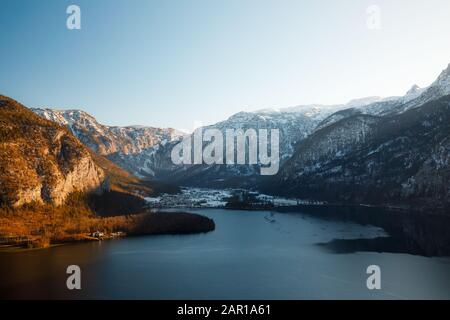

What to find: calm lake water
left=1, top=208, right=450, bottom=299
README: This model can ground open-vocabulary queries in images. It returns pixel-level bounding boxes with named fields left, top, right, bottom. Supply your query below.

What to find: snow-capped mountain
left=32, top=108, right=183, bottom=176
left=87, top=104, right=356, bottom=181
left=267, top=63, right=450, bottom=212
left=274, top=96, right=386, bottom=121
left=32, top=108, right=182, bottom=156
left=405, top=84, right=426, bottom=99
left=207, top=109, right=317, bottom=161
left=119, top=109, right=322, bottom=186
left=269, top=94, right=450, bottom=212
left=32, top=62, right=450, bottom=206
left=158, top=109, right=318, bottom=187
left=143, top=98, right=395, bottom=187
left=400, top=63, right=450, bottom=111
left=315, top=64, right=450, bottom=130
left=35, top=94, right=401, bottom=182
left=364, top=64, right=450, bottom=115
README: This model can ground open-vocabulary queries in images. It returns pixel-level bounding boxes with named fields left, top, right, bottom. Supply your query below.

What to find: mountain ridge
left=28, top=63, right=450, bottom=213
left=32, top=108, right=183, bottom=156
left=268, top=94, right=450, bottom=212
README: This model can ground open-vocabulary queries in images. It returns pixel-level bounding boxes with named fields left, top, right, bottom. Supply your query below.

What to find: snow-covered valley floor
left=145, top=187, right=325, bottom=209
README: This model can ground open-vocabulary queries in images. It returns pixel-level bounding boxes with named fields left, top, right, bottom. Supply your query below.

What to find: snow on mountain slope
left=32, top=108, right=183, bottom=176
left=315, top=64, right=450, bottom=130
left=265, top=63, right=450, bottom=212
left=399, top=63, right=450, bottom=112
left=32, top=62, right=450, bottom=190
left=270, top=94, right=450, bottom=212
left=31, top=91, right=411, bottom=184
left=33, top=108, right=182, bottom=156
left=275, top=96, right=384, bottom=122
left=107, top=106, right=326, bottom=183
left=146, top=98, right=388, bottom=187
left=363, top=64, right=450, bottom=116
left=135, top=109, right=319, bottom=186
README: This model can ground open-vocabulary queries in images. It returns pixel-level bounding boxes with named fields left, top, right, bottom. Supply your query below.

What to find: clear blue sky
left=1, top=0, right=450, bottom=130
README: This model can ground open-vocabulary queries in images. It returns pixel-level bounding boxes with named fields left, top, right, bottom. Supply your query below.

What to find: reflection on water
left=280, top=205, right=450, bottom=257
left=1, top=208, right=450, bottom=299
left=319, top=237, right=424, bottom=255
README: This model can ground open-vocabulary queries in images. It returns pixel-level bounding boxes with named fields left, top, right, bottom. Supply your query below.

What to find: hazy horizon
left=1, top=0, right=450, bottom=130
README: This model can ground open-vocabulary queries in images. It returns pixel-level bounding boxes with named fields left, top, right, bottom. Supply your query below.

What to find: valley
left=1, top=63, right=450, bottom=252
left=2, top=1, right=450, bottom=302
left=28, top=63, right=450, bottom=214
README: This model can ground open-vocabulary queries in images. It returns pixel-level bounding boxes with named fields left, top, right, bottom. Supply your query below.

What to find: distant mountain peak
left=433, top=63, right=450, bottom=89
left=406, top=84, right=421, bottom=95
left=402, top=84, right=426, bottom=102
left=403, top=62, right=450, bottom=108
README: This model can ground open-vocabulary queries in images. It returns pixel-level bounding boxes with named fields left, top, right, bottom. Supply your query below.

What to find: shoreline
left=0, top=211, right=215, bottom=253
left=3, top=203, right=448, bottom=255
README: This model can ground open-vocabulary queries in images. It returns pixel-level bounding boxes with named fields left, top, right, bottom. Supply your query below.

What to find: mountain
left=269, top=94, right=450, bottom=212
left=146, top=107, right=342, bottom=187
left=266, top=64, right=450, bottom=212
left=398, top=63, right=450, bottom=113
left=32, top=108, right=183, bottom=177
left=139, top=98, right=397, bottom=187
left=280, top=96, right=386, bottom=116
left=153, top=109, right=318, bottom=187
left=29, top=65, right=450, bottom=205
left=33, top=96, right=392, bottom=186
left=0, top=96, right=105, bottom=207
left=0, top=95, right=213, bottom=248
left=314, top=65, right=450, bottom=131
left=1, top=95, right=177, bottom=207
left=315, top=86, right=427, bottom=131
left=31, top=103, right=337, bottom=183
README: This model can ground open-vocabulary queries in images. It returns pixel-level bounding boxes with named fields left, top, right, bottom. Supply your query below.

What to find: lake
left=1, top=208, right=450, bottom=299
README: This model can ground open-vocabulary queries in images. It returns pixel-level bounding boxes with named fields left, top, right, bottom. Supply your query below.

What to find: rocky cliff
left=32, top=108, right=183, bottom=177
left=0, top=95, right=105, bottom=207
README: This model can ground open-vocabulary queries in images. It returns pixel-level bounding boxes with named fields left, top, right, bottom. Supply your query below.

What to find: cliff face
left=0, top=95, right=105, bottom=207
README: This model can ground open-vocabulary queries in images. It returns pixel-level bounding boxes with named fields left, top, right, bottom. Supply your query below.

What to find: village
left=144, top=187, right=326, bottom=209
